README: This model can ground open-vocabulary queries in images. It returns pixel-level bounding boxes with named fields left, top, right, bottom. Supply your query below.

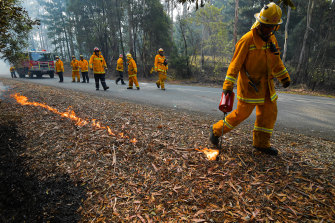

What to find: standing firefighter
left=10, top=65, right=17, bottom=78
left=89, top=47, right=109, bottom=91
left=71, top=56, right=80, bottom=82
left=55, top=56, right=64, bottom=82
left=79, top=55, right=89, bottom=83
left=126, top=53, right=140, bottom=90
left=115, top=54, right=126, bottom=85
left=154, top=48, right=168, bottom=90
left=210, top=3, right=291, bottom=156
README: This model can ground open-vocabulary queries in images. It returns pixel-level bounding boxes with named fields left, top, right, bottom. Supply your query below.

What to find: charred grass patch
left=0, top=78, right=334, bottom=222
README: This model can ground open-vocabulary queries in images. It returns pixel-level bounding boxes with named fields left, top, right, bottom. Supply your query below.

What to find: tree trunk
left=127, top=0, right=134, bottom=56
left=233, top=0, right=239, bottom=48
left=116, top=0, right=125, bottom=68
left=282, top=6, right=291, bottom=63
left=297, top=0, right=314, bottom=80
left=60, top=15, right=71, bottom=61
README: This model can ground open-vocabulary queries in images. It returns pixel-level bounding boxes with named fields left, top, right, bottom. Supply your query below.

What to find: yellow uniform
left=71, top=59, right=80, bottom=82
left=127, top=58, right=139, bottom=88
left=10, top=66, right=15, bottom=72
left=116, top=58, right=124, bottom=72
left=89, top=53, right=107, bottom=74
left=154, top=54, right=168, bottom=89
left=55, top=60, right=64, bottom=72
left=212, top=28, right=290, bottom=149
left=79, top=59, right=88, bottom=72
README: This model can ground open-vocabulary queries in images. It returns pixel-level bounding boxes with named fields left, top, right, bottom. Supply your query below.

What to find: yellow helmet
left=126, top=53, right=132, bottom=59
left=158, top=48, right=164, bottom=52
left=254, top=3, right=283, bottom=25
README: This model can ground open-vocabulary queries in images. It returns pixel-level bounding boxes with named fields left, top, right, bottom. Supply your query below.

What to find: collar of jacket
left=252, top=29, right=275, bottom=49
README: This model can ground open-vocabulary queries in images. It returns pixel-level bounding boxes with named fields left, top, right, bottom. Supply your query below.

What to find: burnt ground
left=0, top=78, right=334, bottom=222
left=0, top=112, right=86, bottom=222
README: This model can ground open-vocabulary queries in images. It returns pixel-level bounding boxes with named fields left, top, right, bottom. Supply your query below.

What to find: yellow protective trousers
left=156, top=72, right=167, bottom=89
left=212, top=96, right=277, bottom=148
left=129, top=75, right=139, bottom=88
left=72, top=71, right=80, bottom=82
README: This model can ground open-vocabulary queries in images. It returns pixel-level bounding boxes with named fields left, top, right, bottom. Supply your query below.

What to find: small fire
left=12, top=93, right=136, bottom=144
left=195, top=148, right=219, bottom=160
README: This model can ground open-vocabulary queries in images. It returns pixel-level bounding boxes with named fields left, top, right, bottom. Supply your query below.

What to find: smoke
left=0, top=59, right=10, bottom=76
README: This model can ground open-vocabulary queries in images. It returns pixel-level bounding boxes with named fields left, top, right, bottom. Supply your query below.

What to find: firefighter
left=154, top=48, right=168, bottom=90
left=55, top=56, right=64, bottom=82
left=116, top=54, right=126, bottom=85
left=71, top=56, right=80, bottom=82
left=10, top=65, right=17, bottom=78
left=209, top=2, right=291, bottom=156
left=79, top=55, right=89, bottom=83
left=89, top=47, right=109, bottom=91
left=126, top=53, right=140, bottom=90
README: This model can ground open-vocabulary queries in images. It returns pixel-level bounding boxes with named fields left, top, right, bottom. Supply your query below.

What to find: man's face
left=72, top=57, right=75, bottom=60
left=95, top=51, right=99, bottom=56
left=80, top=57, right=83, bottom=60
left=259, top=23, right=276, bottom=37
left=159, top=51, right=164, bottom=56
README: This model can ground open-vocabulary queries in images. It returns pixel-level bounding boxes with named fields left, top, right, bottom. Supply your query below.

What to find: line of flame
left=11, top=93, right=136, bottom=144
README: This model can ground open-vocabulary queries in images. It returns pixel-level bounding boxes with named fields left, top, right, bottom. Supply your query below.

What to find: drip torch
left=218, top=91, right=235, bottom=149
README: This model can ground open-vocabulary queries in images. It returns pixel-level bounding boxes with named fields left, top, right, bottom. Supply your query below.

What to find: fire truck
left=16, top=50, right=55, bottom=78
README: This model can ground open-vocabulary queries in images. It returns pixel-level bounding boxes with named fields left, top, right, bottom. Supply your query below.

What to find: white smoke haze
left=0, top=59, right=10, bottom=76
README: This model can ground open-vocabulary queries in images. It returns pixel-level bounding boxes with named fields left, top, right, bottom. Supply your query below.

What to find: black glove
left=163, top=59, right=168, bottom=66
left=223, top=89, right=232, bottom=96
left=281, top=77, right=290, bottom=88
left=283, top=81, right=290, bottom=88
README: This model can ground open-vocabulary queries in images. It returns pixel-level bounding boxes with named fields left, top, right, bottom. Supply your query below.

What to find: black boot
left=209, top=125, right=219, bottom=146
left=104, top=86, right=109, bottom=91
left=253, top=146, right=278, bottom=156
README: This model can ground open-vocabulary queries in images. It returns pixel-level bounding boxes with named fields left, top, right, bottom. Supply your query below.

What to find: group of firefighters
left=55, top=47, right=168, bottom=91
left=9, top=3, right=290, bottom=156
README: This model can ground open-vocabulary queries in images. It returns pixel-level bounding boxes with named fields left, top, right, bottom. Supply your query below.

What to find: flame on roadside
left=195, top=148, right=219, bottom=160
left=12, top=93, right=136, bottom=144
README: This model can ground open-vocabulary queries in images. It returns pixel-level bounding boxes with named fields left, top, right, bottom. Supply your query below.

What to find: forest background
left=1, top=0, right=335, bottom=92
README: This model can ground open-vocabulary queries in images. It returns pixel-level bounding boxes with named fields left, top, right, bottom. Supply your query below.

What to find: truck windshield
left=30, top=52, right=53, bottom=61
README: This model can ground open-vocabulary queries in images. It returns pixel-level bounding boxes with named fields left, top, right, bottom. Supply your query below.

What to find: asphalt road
left=1, top=76, right=335, bottom=141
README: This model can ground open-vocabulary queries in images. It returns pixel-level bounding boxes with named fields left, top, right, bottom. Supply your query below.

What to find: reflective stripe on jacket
left=127, top=58, right=137, bottom=76
left=223, top=29, right=290, bottom=104
left=154, top=54, right=168, bottom=73
left=71, top=60, right=80, bottom=72
left=89, top=53, right=107, bottom=74
left=55, top=60, right=64, bottom=72
left=116, top=58, right=124, bottom=72
left=79, top=59, right=88, bottom=72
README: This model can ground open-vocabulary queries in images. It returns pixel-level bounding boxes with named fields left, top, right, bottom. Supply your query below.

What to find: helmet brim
left=254, top=13, right=283, bottom=25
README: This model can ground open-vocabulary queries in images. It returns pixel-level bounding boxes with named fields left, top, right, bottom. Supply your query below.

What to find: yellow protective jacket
left=116, top=58, right=124, bottom=72
left=154, top=54, right=168, bottom=74
left=127, top=58, right=137, bottom=77
left=89, top=53, right=107, bottom=74
left=10, top=66, right=15, bottom=72
left=55, top=60, right=64, bottom=72
left=79, top=59, right=88, bottom=72
left=223, top=29, right=290, bottom=104
left=71, top=59, right=80, bottom=72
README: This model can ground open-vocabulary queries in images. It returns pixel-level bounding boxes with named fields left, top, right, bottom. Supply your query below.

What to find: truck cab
left=17, top=50, right=55, bottom=78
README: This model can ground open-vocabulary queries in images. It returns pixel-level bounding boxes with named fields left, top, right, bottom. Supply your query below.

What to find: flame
left=130, top=138, right=137, bottom=144
left=195, top=148, right=219, bottom=160
left=11, top=93, right=137, bottom=143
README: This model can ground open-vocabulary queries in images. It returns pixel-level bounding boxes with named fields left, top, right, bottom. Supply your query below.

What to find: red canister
left=219, top=91, right=235, bottom=113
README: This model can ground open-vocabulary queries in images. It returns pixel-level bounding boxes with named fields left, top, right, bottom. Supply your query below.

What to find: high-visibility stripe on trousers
left=212, top=96, right=277, bottom=148
left=72, top=71, right=80, bottom=82
left=156, top=72, right=167, bottom=89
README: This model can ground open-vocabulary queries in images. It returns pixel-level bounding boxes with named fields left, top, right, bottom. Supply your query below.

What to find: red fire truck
left=16, top=50, right=55, bottom=78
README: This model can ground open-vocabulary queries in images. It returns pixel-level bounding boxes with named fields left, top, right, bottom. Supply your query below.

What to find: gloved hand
left=223, top=89, right=232, bottom=96
left=283, top=81, right=290, bottom=88
left=163, top=59, right=168, bottom=66
left=281, top=77, right=290, bottom=88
